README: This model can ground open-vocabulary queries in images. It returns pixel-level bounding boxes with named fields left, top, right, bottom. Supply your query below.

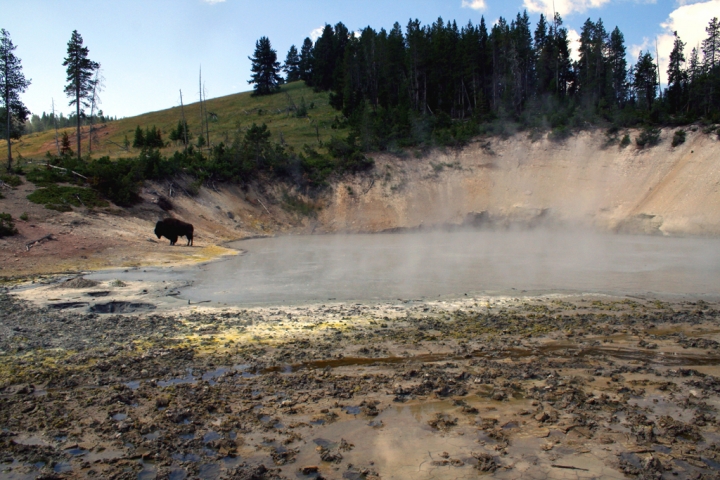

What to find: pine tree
left=633, top=51, right=658, bottom=110
left=132, top=125, right=145, bottom=148
left=577, top=19, right=609, bottom=105
left=666, top=31, right=687, bottom=113
left=687, top=46, right=703, bottom=115
left=145, top=126, right=163, bottom=148
left=702, top=17, right=719, bottom=71
left=0, top=29, right=31, bottom=172
left=283, top=45, right=301, bottom=82
left=60, top=131, right=73, bottom=157
left=299, top=37, right=314, bottom=82
left=701, top=17, right=720, bottom=113
left=169, top=120, right=191, bottom=145
left=248, top=37, right=282, bottom=96
left=310, top=25, right=337, bottom=91
left=63, top=30, right=99, bottom=160
left=607, top=27, right=628, bottom=107
left=553, top=15, right=574, bottom=98
left=513, top=11, right=535, bottom=107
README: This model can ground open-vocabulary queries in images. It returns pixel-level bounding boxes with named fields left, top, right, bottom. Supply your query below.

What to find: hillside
left=321, top=127, right=720, bottom=237
left=0, top=126, right=719, bottom=278
left=9, top=82, right=336, bottom=162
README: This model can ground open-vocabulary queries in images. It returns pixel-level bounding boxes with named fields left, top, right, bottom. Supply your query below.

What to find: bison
left=155, top=218, right=194, bottom=246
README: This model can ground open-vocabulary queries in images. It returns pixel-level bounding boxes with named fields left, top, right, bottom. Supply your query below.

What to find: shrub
left=636, top=127, right=661, bottom=148
left=672, top=129, right=686, bottom=147
left=85, top=156, right=144, bottom=206
left=26, top=166, right=73, bottom=186
left=300, top=146, right=336, bottom=187
left=549, top=125, right=572, bottom=142
left=0, top=174, right=22, bottom=187
left=620, top=134, right=631, bottom=148
left=187, top=179, right=202, bottom=196
left=27, top=185, right=108, bottom=211
left=326, top=135, right=374, bottom=174
left=295, top=97, right=308, bottom=118
left=46, top=203, right=72, bottom=212
left=19, top=212, right=28, bottom=221
left=0, top=213, right=17, bottom=237
left=282, top=192, right=319, bottom=217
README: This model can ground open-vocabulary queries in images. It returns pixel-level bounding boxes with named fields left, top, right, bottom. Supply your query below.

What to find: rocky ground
left=0, top=278, right=719, bottom=479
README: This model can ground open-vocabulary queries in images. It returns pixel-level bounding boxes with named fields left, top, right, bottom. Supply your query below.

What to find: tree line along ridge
left=0, top=13, right=719, bottom=219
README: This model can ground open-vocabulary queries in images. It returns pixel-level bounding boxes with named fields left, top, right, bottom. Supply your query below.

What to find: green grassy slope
left=9, top=82, right=336, bottom=161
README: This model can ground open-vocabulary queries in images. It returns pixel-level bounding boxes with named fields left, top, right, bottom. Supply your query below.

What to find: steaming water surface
left=176, top=230, right=720, bottom=305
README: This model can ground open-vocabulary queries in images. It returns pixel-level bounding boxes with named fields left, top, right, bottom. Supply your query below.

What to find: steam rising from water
left=179, top=230, right=720, bottom=305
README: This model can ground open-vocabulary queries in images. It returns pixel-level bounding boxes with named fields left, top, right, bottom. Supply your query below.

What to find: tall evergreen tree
left=577, top=18, right=609, bottom=105
left=0, top=29, right=31, bottom=172
left=633, top=51, right=658, bottom=110
left=63, top=30, right=99, bottom=161
left=687, top=46, right=703, bottom=114
left=248, top=37, right=282, bottom=96
left=512, top=11, right=535, bottom=107
left=299, top=37, right=314, bottom=82
left=701, top=17, right=720, bottom=114
left=666, top=31, right=687, bottom=113
left=553, top=14, right=575, bottom=98
left=283, top=45, right=301, bottom=82
left=607, top=27, right=628, bottom=107
left=534, top=14, right=553, bottom=96
left=702, top=17, right=720, bottom=71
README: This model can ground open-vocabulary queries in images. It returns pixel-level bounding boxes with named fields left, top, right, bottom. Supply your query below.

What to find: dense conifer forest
left=287, top=13, right=720, bottom=149
left=4, top=12, right=720, bottom=213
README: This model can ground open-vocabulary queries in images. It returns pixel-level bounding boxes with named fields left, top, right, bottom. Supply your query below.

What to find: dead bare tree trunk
left=52, top=98, right=60, bottom=156
left=198, top=67, right=205, bottom=149
left=655, top=38, right=663, bottom=101
left=203, top=83, right=210, bottom=148
left=179, top=89, right=188, bottom=153
left=88, top=69, right=102, bottom=153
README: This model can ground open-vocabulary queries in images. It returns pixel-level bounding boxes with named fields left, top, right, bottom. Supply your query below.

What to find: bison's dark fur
left=155, top=218, right=194, bottom=246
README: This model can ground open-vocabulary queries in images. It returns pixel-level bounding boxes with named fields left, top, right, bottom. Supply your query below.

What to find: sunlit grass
left=7, top=82, right=337, bottom=161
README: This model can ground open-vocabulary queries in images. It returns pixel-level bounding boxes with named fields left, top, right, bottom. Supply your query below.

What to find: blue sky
left=2, top=0, right=718, bottom=118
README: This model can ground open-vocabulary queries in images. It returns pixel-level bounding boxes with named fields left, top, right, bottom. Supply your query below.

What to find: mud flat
left=0, top=278, right=719, bottom=480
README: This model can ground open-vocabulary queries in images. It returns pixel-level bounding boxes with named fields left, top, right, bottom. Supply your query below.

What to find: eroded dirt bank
left=323, top=128, right=720, bottom=235
left=2, top=280, right=720, bottom=479
left=1, top=128, right=719, bottom=278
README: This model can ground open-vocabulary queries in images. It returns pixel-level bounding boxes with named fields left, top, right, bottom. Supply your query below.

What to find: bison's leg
left=187, top=235, right=193, bottom=246
left=169, top=235, right=178, bottom=246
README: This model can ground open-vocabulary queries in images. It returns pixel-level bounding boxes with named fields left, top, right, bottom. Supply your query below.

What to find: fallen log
left=46, top=164, right=88, bottom=180
left=26, top=234, right=56, bottom=251
left=551, top=465, right=589, bottom=471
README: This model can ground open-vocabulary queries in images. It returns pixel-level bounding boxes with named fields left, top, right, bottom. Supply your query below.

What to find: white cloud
left=202, top=0, right=226, bottom=4
left=648, top=0, right=720, bottom=85
left=567, top=29, right=581, bottom=62
left=310, top=27, right=324, bottom=42
left=630, top=37, right=652, bottom=60
left=522, top=0, right=611, bottom=16
left=461, top=0, right=487, bottom=10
